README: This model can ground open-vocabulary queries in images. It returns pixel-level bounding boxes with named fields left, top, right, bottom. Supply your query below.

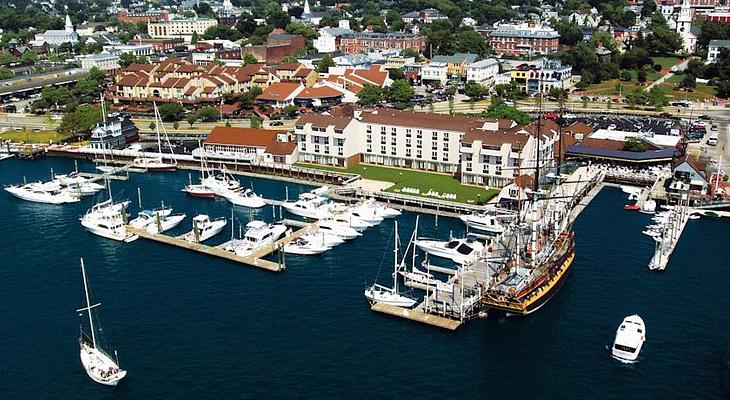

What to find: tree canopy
left=357, top=84, right=386, bottom=105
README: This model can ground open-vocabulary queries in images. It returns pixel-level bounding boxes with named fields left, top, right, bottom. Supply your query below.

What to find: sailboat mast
left=154, top=102, right=163, bottom=156
left=412, top=215, right=419, bottom=271
left=80, top=258, right=97, bottom=348
left=393, top=221, right=399, bottom=293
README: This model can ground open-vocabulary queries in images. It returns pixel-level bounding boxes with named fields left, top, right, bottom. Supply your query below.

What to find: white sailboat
left=132, top=102, right=177, bottom=171
left=182, top=142, right=216, bottom=198
left=77, top=258, right=127, bottom=386
left=364, top=221, right=417, bottom=308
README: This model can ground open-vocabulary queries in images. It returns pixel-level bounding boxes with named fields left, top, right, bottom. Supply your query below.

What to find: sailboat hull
left=80, top=342, right=127, bottom=386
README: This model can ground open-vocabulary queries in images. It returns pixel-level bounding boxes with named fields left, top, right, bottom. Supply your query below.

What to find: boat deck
left=126, top=220, right=319, bottom=272
left=370, top=302, right=462, bottom=330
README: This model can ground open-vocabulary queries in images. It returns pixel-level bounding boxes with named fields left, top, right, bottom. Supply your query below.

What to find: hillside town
left=0, top=0, right=728, bottom=202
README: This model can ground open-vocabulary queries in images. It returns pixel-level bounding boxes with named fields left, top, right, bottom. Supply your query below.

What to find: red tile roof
left=296, top=86, right=343, bottom=99
left=257, top=82, right=302, bottom=101
left=206, top=127, right=286, bottom=148
left=296, top=113, right=354, bottom=130
left=265, top=140, right=297, bottom=155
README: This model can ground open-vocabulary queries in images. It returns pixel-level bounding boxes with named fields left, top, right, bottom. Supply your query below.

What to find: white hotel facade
left=295, top=109, right=557, bottom=187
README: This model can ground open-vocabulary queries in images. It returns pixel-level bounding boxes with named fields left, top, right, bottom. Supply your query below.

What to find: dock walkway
left=127, top=219, right=319, bottom=272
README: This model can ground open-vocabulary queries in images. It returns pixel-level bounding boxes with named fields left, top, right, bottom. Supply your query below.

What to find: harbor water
left=0, top=157, right=728, bottom=399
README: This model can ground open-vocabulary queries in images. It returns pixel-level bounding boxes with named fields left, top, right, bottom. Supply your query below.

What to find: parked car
left=269, top=121, right=283, bottom=126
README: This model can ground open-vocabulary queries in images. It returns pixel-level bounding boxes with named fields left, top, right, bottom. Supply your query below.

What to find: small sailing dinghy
left=77, top=258, right=127, bottom=386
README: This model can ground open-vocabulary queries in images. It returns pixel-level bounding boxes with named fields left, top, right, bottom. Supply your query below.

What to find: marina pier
left=126, top=219, right=319, bottom=272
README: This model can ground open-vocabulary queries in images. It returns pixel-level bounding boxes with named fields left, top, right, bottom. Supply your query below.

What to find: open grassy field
left=0, top=128, right=73, bottom=144
left=296, top=162, right=499, bottom=204
left=658, top=74, right=718, bottom=101
left=651, top=56, right=684, bottom=71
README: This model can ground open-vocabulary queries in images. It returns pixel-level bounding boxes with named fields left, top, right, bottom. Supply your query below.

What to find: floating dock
left=370, top=303, right=462, bottom=330
left=126, top=220, right=319, bottom=272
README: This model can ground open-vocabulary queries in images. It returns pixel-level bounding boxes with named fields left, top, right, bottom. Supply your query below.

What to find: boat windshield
left=446, top=240, right=460, bottom=249
left=613, top=344, right=636, bottom=353
left=456, top=244, right=474, bottom=255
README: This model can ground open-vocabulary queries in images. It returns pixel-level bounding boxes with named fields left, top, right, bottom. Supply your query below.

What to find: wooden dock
left=370, top=302, right=462, bottom=330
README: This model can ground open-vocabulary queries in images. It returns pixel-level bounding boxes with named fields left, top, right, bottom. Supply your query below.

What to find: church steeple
left=303, top=0, right=311, bottom=19
left=678, top=0, right=692, bottom=23
left=64, top=7, right=74, bottom=33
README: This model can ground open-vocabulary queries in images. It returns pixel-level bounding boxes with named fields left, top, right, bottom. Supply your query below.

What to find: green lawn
left=0, top=129, right=73, bottom=144
left=296, top=162, right=499, bottom=204
left=651, top=56, right=683, bottom=71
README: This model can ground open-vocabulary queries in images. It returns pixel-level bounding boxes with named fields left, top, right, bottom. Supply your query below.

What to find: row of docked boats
left=4, top=172, right=106, bottom=205
left=182, top=166, right=266, bottom=208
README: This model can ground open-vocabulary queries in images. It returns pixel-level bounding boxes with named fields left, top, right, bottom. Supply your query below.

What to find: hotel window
left=406, top=148, right=411, bottom=157
left=366, top=134, right=372, bottom=143
left=496, top=156, right=502, bottom=164
left=406, top=129, right=411, bottom=137
left=391, top=138, right=396, bottom=146
left=380, top=136, right=386, bottom=145
left=380, top=145, right=386, bottom=154
left=314, top=144, right=320, bottom=153
left=406, top=138, right=411, bottom=147
left=432, top=142, right=438, bottom=150
left=442, top=152, right=449, bottom=162
left=366, top=144, right=372, bottom=152
left=417, top=139, right=422, bottom=148
left=442, top=143, right=449, bottom=151
left=417, top=149, right=422, bottom=158
left=336, top=138, right=344, bottom=147
left=338, top=147, right=343, bottom=156
left=466, top=162, right=472, bottom=172
left=432, top=131, right=438, bottom=140
left=496, top=166, right=502, bottom=175
left=443, top=132, right=449, bottom=141
left=381, top=126, right=386, bottom=133
left=324, top=145, right=330, bottom=154
left=391, top=127, right=397, bottom=135
left=417, top=130, right=422, bottom=138
left=391, top=147, right=396, bottom=155
left=431, top=151, right=438, bottom=160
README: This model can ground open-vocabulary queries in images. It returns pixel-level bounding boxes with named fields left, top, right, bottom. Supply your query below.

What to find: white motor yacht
left=202, top=169, right=242, bottom=194
left=146, top=213, right=186, bottom=234
left=639, top=199, right=657, bottom=215
left=129, top=207, right=174, bottom=229
left=281, top=193, right=331, bottom=219
left=323, top=212, right=371, bottom=231
left=221, top=188, right=266, bottom=208
left=347, top=206, right=383, bottom=226
left=415, top=235, right=485, bottom=264
left=301, top=230, right=345, bottom=247
left=459, top=212, right=506, bottom=234
left=358, top=198, right=401, bottom=219
left=77, top=258, right=127, bottom=386
left=283, top=236, right=331, bottom=255
left=5, top=182, right=81, bottom=204
left=611, top=315, right=646, bottom=363
left=317, top=220, right=362, bottom=240
left=182, top=214, right=227, bottom=243
left=80, top=199, right=138, bottom=242
left=231, top=221, right=287, bottom=256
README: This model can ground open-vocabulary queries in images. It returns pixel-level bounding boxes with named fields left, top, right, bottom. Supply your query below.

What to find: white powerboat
left=146, top=213, right=186, bottom=234
left=459, top=212, right=506, bottom=234
left=129, top=206, right=174, bottom=229
left=301, top=230, right=345, bottom=247
left=181, top=183, right=216, bottom=198
left=317, top=220, right=362, bottom=240
left=221, top=188, right=266, bottom=208
left=639, top=199, right=657, bottom=215
left=357, top=198, right=401, bottom=219
left=282, top=192, right=331, bottom=219
left=5, top=181, right=81, bottom=204
left=182, top=214, right=227, bottom=243
left=611, top=314, right=646, bottom=363
left=202, top=168, right=242, bottom=194
left=283, top=236, right=331, bottom=255
left=364, top=221, right=417, bottom=308
left=230, top=220, right=287, bottom=256
left=415, top=235, right=485, bottom=264
left=324, top=212, right=372, bottom=231
left=80, top=199, right=138, bottom=242
left=77, top=258, right=127, bottom=386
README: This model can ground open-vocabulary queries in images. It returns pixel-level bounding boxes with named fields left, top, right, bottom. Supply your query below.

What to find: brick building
left=117, top=9, right=169, bottom=24
left=338, top=32, right=427, bottom=54
left=243, top=33, right=306, bottom=64
left=136, top=38, right=185, bottom=53
left=487, top=24, right=560, bottom=57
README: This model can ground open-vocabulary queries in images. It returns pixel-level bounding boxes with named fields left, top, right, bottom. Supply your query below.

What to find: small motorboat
left=146, top=213, right=186, bottom=234
left=611, top=314, right=646, bottom=363
left=221, top=188, right=266, bottom=208
left=283, top=236, right=331, bottom=255
left=181, top=183, right=216, bottom=198
left=182, top=214, right=227, bottom=243
left=624, top=204, right=640, bottom=211
left=415, top=235, right=485, bottom=265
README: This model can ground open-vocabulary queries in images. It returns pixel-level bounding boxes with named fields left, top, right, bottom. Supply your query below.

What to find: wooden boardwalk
left=370, top=302, right=462, bottom=330
left=126, top=220, right=319, bottom=272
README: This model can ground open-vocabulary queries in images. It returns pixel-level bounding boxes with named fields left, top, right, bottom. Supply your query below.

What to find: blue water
left=1, top=157, right=728, bottom=399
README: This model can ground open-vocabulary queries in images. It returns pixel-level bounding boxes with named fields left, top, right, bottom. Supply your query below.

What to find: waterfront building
left=89, top=113, right=139, bottom=150
left=487, top=23, right=560, bottom=57
left=147, top=18, right=218, bottom=40
left=104, top=44, right=155, bottom=57
left=199, top=127, right=298, bottom=164
left=295, top=108, right=557, bottom=186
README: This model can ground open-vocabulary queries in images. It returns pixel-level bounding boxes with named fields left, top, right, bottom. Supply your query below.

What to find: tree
left=387, top=67, right=405, bottom=80
left=421, top=19, right=456, bottom=57
left=641, top=0, right=657, bottom=18
left=464, top=80, right=487, bottom=102
left=385, top=9, right=405, bottom=31
left=149, top=122, right=156, bottom=131
left=483, top=97, right=530, bottom=125
left=620, top=70, right=632, bottom=81
left=197, top=106, right=220, bottom=121
left=41, top=86, right=71, bottom=110
left=236, top=13, right=258, bottom=37
left=285, top=22, right=318, bottom=49
left=454, top=29, right=490, bottom=58
left=637, top=68, right=647, bottom=84
left=267, top=9, right=291, bottom=29
left=647, top=86, right=669, bottom=109
left=239, top=86, right=263, bottom=110
left=118, top=52, right=147, bottom=67
left=173, top=121, right=180, bottom=130
left=20, top=51, right=37, bottom=64
left=58, top=105, right=101, bottom=138
left=552, top=19, right=583, bottom=46
left=400, top=48, right=420, bottom=59
left=193, top=2, right=215, bottom=18
left=282, top=105, right=298, bottom=118
left=356, top=83, right=385, bottom=105
left=191, top=31, right=199, bottom=44
left=680, top=73, right=696, bottom=90
left=0, top=53, right=17, bottom=65
left=0, top=66, right=13, bottom=80
left=186, top=114, right=198, bottom=128
left=243, top=52, right=259, bottom=65
left=203, top=25, right=243, bottom=41
left=387, top=79, right=415, bottom=108
left=250, top=116, right=262, bottom=128
left=644, top=13, right=683, bottom=56
left=158, top=103, right=184, bottom=121
left=316, top=54, right=335, bottom=73
left=622, top=136, right=648, bottom=152
left=281, top=55, right=298, bottom=63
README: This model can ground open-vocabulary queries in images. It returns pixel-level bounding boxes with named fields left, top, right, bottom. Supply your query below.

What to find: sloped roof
left=257, top=82, right=302, bottom=101
left=297, top=86, right=343, bottom=99
left=296, top=113, right=354, bottom=130
left=206, top=127, right=285, bottom=147
left=265, top=140, right=297, bottom=155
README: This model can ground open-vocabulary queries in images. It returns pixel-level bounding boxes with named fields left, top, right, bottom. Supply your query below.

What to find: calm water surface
left=0, top=157, right=728, bottom=399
